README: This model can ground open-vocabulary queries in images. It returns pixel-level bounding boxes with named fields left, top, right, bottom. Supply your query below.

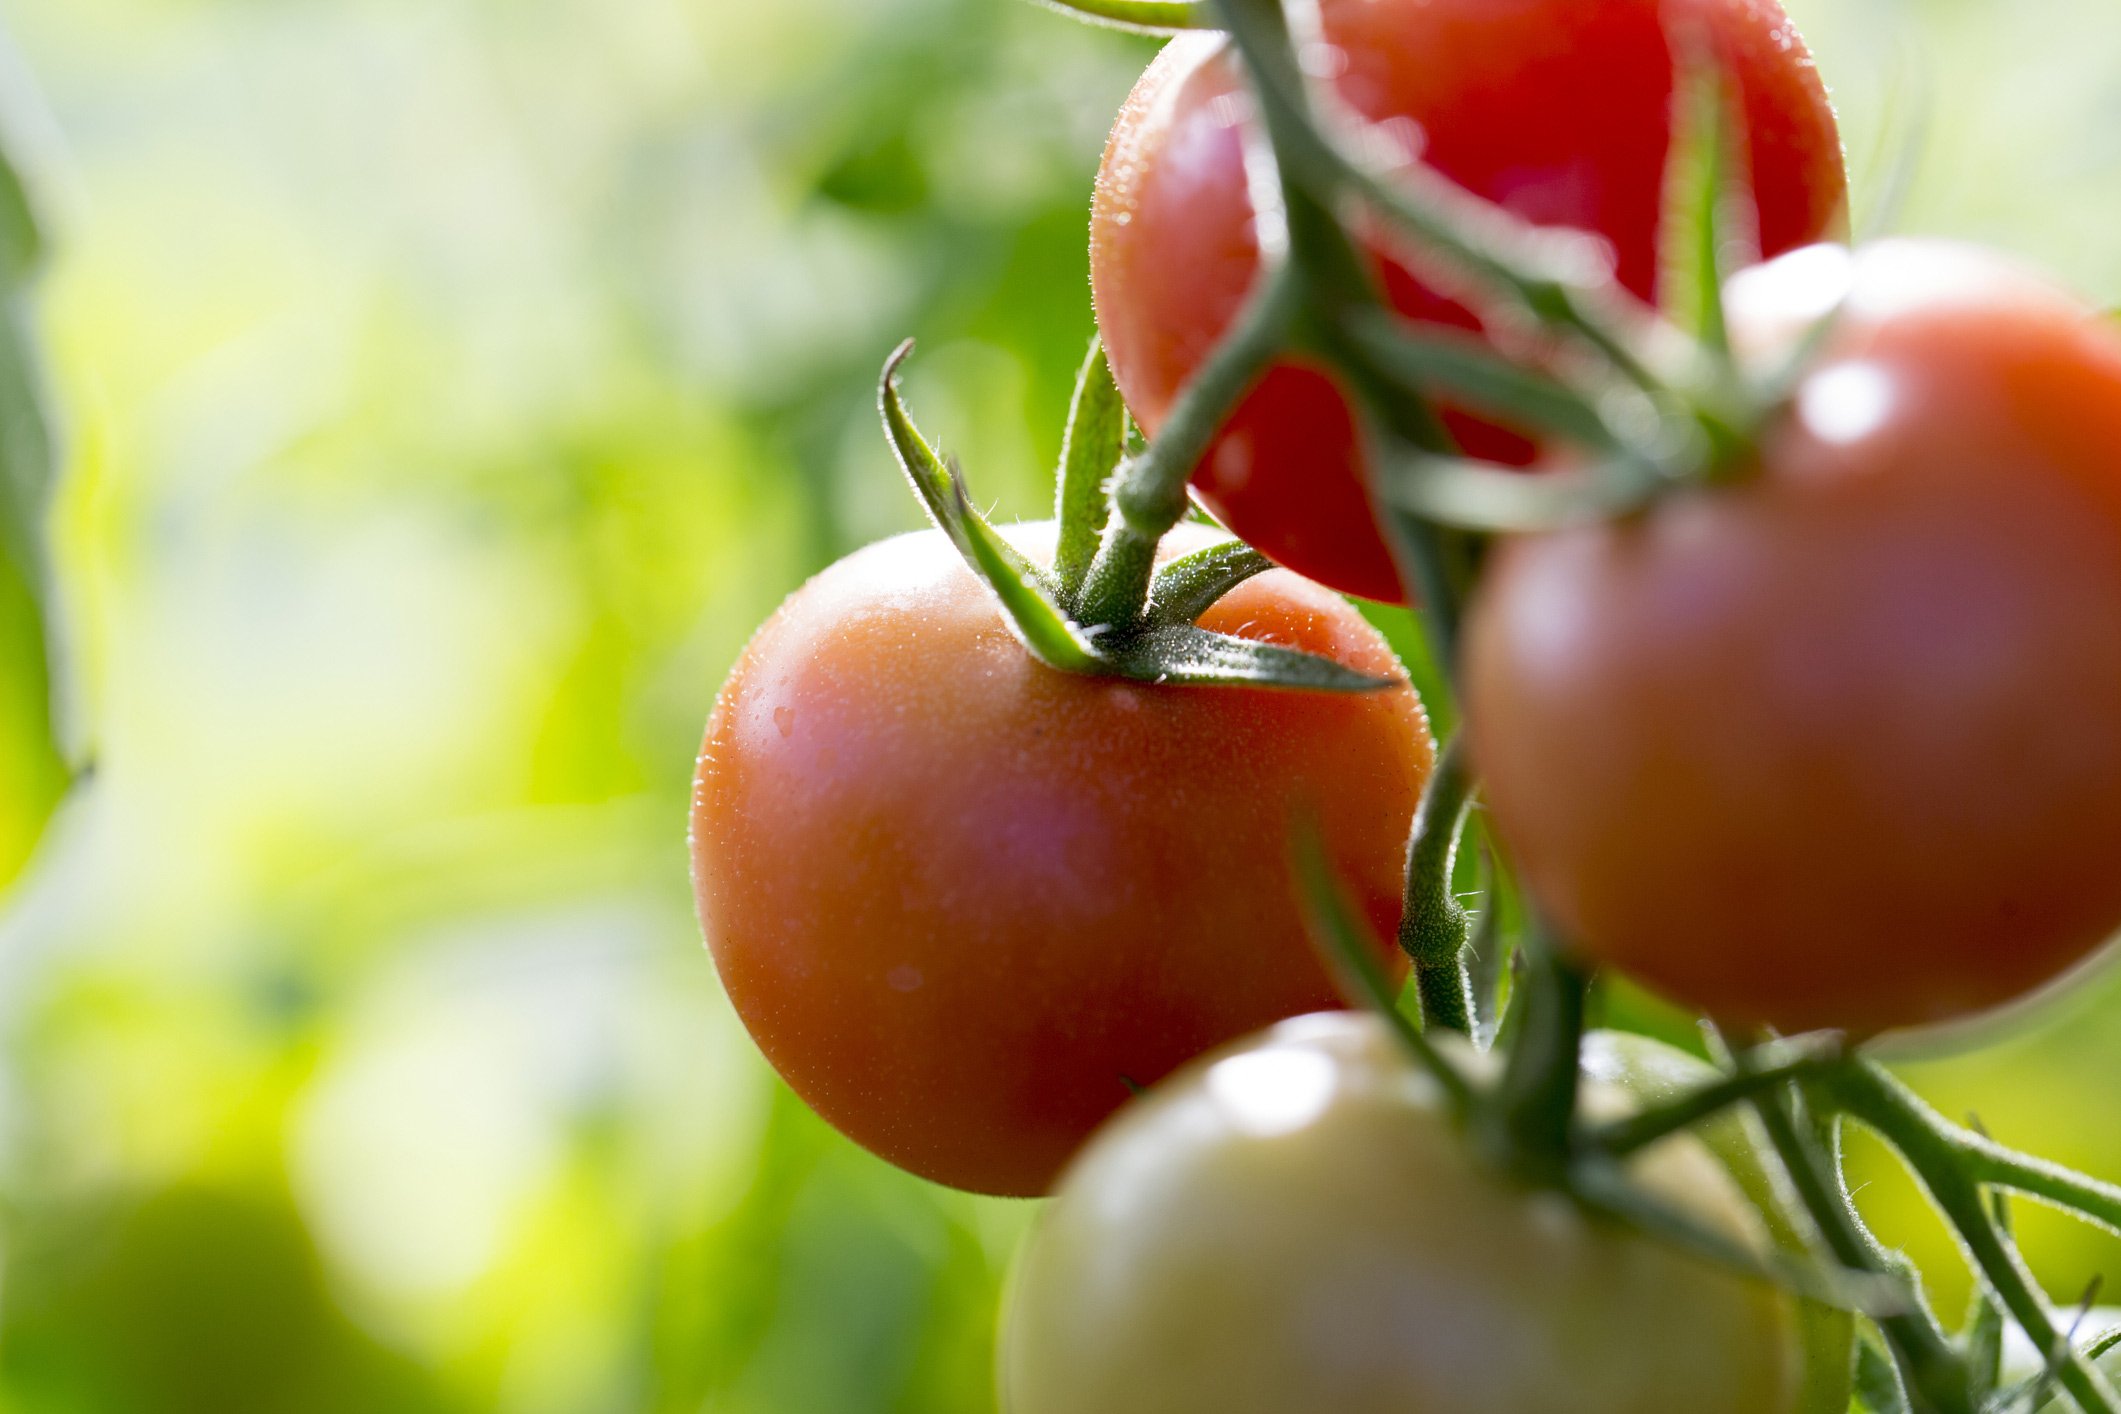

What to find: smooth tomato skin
left=1465, top=240, right=2121, bottom=1036
left=1092, top=0, right=1848, bottom=603
left=692, top=524, right=1431, bottom=1197
left=1002, top=1012, right=1799, bottom=1414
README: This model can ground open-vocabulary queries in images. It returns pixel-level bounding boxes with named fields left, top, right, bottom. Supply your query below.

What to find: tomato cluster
left=693, top=0, right=2121, bottom=1407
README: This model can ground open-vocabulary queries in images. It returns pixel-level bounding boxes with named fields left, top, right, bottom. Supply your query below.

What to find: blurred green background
left=0, top=0, right=2116, bottom=1408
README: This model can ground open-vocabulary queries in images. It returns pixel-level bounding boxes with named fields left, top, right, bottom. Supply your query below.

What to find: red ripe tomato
left=1465, top=239, right=2121, bottom=1036
left=691, top=523, right=1431, bottom=1196
left=1003, top=1012, right=1799, bottom=1413
left=1092, top=0, right=1848, bottom=603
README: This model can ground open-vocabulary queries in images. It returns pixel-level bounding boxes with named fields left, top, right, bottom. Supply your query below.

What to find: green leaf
left=1026, top=0, right=1211, bottom=34
left=1144, top=538, right=1273, bottom=627
left=879, top=342, right=1105, bottom=675
left=1381, top=449, right=1665, bottom=533
left=1657, top=43, right=1756, bottom=359
left=1339, top=309, right=1624, bottom=453
left=1052, top=339, right=1125, bottom=605
left=1106, top=623, right=1397, bottom=693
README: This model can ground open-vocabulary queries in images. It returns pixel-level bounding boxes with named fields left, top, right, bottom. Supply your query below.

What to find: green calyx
left=878, top=340, right=1397, bottom=694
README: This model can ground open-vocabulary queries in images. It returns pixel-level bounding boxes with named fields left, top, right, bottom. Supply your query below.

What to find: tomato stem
left=1875, top=1088, right=2121, bottom=1239
left=1827, top=1062, right=2121, bottom=1414
left=1400, top=733, right=1474, bottom=1035
left=1214, top=0, right=1674, bottom=395
left=1292, top=823, right=1476, bottom=1117
left=1750, top=1084, right=1976, bottom=1414
left=1585, top=1036, right=1847, bottom=1159
left=1074, top=268, right=1297, bottom=630
left=1487, top=930, right=1586, bottom=1180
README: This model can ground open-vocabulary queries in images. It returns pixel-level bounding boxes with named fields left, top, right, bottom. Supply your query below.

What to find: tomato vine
left=700, top=0, right=2121, bottom=1405
left=1023, top=0, right=2121, bottom=1407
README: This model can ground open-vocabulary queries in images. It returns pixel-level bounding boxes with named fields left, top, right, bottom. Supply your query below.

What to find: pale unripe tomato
left=1585, top=1031, right=1854, bottom=1414
left=1002, top=1012, right=1800, bottom=1413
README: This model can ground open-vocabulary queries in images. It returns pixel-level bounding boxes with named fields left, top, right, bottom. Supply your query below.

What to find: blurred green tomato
left=1001, top=1012, right=1801, bottom=1414
left=0, top=1183, right=455, bottom=1414
left=1583, top=1030, right=1856, bottom=1414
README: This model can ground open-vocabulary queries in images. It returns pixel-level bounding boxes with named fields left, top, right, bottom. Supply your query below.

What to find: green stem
left=1488, top=930, right=1586, bottom=1180
left=1751, top=1087, right=1974, bottom=1414
left=1293, top=824, right=1476, bottom=1118
left=1400, top=733, right=1474, bottom=1034
left=1026, top=0, right=1212, bottom=33
left=1586, top=1040, right=1847, bottom=1159
left=1962, top=1137, right=2121, bottom=1239
left=1210, top=0, right=1665, bottom=393
left=1074, top=268, right=1298, bottom=629
left=1830, top=1063, right=2121, bottom=1414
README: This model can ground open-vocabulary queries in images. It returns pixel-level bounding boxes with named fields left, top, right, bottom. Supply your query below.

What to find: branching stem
left=1752, top=1085, right=1974, bottom=1414
left=1827, top=1063, right=2121, bottom=1414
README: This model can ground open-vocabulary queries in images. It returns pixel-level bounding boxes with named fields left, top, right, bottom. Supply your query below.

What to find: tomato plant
left=1002, top=1011, right=1801, bottom=1414
left=1091, top=0, right=1848, bottom=603
left=690, top=0, right=2121, bottom=1400
left=1465, top=239, right=2121, bottom=1037
left=692, top=522, right=1431, bottom=1197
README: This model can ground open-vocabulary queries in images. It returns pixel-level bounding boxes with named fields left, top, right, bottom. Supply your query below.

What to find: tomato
left=690, top=523, right=1431, bottom=1197
left=1091, top=0, right=1848, bottom=603
left=1002, top=1011, right=1799, bottom=1413
left=1584, top=1031, right=1854, bottom=1414
left=1465, top=239, right=2121, bottom=1036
